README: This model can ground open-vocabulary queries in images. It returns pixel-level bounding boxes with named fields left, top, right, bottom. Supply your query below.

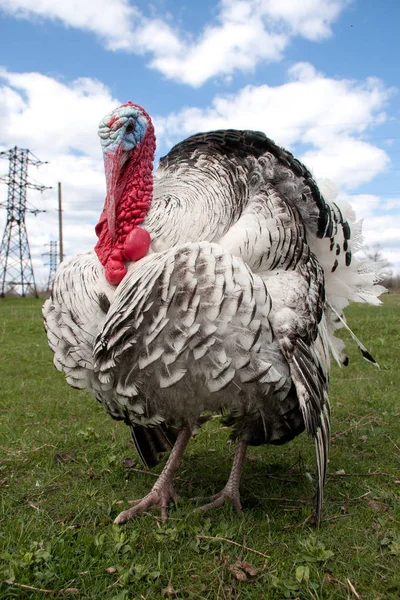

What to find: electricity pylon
left=0, top=147, right=50, bottom=297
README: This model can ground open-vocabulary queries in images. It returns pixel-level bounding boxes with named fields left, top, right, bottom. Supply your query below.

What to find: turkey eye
left=126, top=123, right=134, bottom=133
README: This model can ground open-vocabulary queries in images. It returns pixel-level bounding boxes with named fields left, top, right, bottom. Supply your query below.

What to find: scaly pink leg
left=114, top=424, right=192, bottom=524
left=198, top=441, right=247, bottom=512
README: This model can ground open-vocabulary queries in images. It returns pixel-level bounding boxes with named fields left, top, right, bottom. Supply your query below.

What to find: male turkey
left=43, top=102, right=384, bottom=525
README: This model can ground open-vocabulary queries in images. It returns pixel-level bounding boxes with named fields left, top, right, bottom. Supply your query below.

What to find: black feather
left=130, top=424, right=178, bottom=468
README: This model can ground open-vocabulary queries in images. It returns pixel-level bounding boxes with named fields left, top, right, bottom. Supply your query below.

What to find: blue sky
left=0, top=0, right=399, bottom=285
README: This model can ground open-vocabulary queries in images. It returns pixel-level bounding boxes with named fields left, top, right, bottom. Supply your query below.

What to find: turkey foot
left=198, top=482, right=242, bottom=512
left=114, top=483, right=178, bottom=523
left=198, top=441, right=247, bottom=513
left=114, top=424, right=192, bottom=524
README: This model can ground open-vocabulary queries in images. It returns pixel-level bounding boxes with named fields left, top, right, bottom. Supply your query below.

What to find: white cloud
left=0, top=0, right=137, bottom=51
left=112, top=0, right=352, bottom=86
left=0, top=0, right=351, bottom=86
left=0, top=70, right=118, bottom=157
left=302, top=139, right=389, bottom=188
left=253, top=0, right=350, bottom=40
left=143, top=14, right=288, bottom=86
left=157, top=63, right=391, bottom=189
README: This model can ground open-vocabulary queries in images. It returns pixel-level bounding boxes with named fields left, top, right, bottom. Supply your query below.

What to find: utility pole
left=58, top=182, right=64, bottom=263
left=0, top=147, right=50, bottom=297
left=43, top=240, right=59, bottom=293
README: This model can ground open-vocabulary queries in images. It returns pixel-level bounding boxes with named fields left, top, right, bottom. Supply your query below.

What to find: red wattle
left=105, top=258, right=127, bottom=285
left=123, top=227, right=151, bottom=261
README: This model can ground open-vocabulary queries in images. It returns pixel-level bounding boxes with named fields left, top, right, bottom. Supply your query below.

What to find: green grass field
left=0, top=295, right=399, bottom=599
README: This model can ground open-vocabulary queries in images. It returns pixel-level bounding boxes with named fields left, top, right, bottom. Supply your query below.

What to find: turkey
left=43, top=101, right=384, bottom=526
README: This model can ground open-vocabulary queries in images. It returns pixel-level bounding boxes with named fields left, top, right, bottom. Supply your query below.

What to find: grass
left=0, top=294, right=399, bottom=599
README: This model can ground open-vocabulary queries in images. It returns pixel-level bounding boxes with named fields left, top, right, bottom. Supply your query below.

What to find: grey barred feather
left=94, top=242, right=286, bottom=425
left=43, top=124, right=384, bottom=524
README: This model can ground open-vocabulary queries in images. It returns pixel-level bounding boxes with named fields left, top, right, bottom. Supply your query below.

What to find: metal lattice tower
left=0, top=147, right=50, bottom=297
left=43, top=240, right=59, bottom=293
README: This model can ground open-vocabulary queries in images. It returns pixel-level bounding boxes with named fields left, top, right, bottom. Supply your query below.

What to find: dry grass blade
left=2, top=580, right=79, bottom=595
left=347, top=578, right=362, bottom=599
left=196, top=536, right=269, bottom=559
left=2, top=580, right=54, bottom=594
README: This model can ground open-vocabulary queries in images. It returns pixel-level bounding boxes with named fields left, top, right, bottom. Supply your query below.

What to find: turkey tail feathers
left=327, top=302, right=379, bottom=367
left=313, top=402, right=330, bottom=527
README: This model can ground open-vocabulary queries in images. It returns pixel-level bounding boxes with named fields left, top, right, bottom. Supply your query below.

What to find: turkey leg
left=114, top=424, right=192, bottom=524
left=198, top=441, right=247, bottom=512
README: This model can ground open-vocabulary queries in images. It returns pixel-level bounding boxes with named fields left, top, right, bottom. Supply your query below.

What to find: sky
left=0, top=0, right=399, bottom=289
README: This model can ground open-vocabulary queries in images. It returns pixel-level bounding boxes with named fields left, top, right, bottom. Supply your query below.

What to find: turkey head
left=95, top=102, right=156, bottom=285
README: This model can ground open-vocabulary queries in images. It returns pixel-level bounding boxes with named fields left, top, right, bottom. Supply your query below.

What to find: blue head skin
left=98, top=103, right=149, bottom=155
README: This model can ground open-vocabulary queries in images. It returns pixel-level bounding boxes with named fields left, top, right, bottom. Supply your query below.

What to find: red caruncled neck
left=94, top=104, right=156, bottom=285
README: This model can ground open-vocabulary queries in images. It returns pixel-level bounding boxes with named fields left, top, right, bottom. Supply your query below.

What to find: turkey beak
left=103, top=145, right=124, bottom=241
